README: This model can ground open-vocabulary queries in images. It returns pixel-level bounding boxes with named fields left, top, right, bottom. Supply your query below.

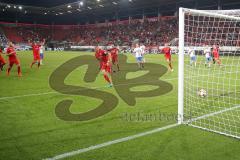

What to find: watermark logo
left=49, top=55, right=173, bottom=121
left=121, top=111, right=192, bottom=123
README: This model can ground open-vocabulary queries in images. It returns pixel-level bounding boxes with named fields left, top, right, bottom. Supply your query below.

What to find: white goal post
left=178, top=8, right=240, bottom=139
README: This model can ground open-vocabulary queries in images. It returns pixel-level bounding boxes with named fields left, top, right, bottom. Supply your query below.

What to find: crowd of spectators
left=0, top=33, right=7, bottom=44
left=68, top=17, right=178, bottom=46
left=0, top=17, right=178, bottom=46
left=185, top=15, right=240, bottom=46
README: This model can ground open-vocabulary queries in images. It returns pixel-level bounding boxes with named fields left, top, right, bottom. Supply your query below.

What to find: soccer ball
left=198, top=89, right=207, bottom=97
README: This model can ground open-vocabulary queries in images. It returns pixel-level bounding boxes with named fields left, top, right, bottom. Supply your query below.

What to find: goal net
left=178, top=8, right=240, bottom=139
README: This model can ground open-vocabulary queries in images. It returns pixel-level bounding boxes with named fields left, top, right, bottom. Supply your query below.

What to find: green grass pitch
left=0, top=51, right=239, bottom=160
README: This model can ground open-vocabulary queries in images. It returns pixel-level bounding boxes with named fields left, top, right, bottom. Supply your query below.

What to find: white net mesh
left=183, top=9, right=240, bottom=139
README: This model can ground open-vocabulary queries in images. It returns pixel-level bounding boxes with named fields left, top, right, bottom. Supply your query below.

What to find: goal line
left=184, top=105, right=240, bottom=139
left=43, top=104, right=239, bottom=160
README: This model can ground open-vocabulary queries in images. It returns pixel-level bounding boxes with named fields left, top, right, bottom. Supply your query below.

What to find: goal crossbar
left=182, top=8, right=240, bottom=21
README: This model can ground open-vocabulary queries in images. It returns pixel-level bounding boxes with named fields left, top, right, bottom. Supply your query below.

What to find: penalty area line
left=43, top=123, right=179, bottom=160
left=0, top=91, right=57, bottom=100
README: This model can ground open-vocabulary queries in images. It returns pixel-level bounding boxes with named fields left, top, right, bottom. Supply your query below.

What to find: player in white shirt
left=133, top=43, right=144, bottom=69
left=188, top=47, right=197, bottom=67
left=140, top=44, right=146, bottom=63
left=204, top=47, right=212, bottom=67
left=40, top=45, right=44, bottom=65
left=39, top=39, right=45, bottom=65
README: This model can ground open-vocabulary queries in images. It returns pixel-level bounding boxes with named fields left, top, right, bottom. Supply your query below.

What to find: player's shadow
left=112, top=55, right=173, bottom=106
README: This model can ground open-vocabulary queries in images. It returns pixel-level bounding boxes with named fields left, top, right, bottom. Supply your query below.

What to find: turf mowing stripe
left=0, top=69, right=236, bottom=101
left=0, top=77, right=179, bottom=100
left=43, top=123, right=179, bottom=160
left=33, top=105, right=240, bottom=160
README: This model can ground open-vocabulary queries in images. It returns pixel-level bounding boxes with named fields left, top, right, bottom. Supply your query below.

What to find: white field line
left=185, top=105, right=240, bottom=123
left=189, top=124, right=240, bottom=139
left=0, top=91, right=57, bottom=100
left=185, top=105, right=240, bottom=139
left=43, top=105, right=240, bottom=160
left=43, top=123, right=180, bottom=160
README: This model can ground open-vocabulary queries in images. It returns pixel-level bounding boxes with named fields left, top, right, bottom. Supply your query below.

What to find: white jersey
left=40, top=46, right=44, bottom=53
left=188, top=49, right=196, bottom=57
left=140, top=45, right=146, bottom=55
left=133, top=47, right=143, bottom=58
left=204, top=48, right=211, bottom=58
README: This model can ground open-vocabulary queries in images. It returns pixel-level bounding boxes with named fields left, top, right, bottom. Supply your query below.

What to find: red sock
left=18, top=66, right=22, bottom=75
left=104, top=74, right=111, bottom=83
left=117, top=64, right=120, bottom=71
left=7, top=67, right=11, bottom=76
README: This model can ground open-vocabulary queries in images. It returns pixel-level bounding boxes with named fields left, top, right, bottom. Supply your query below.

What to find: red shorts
left=101, top=63, right=111, bottom=73
left=112, top=56, right=118, bottom=64
left=0, top=56, right=6, bottom=64
left=9, top=58, right=20, bottom=66
left=34, top=54, right=40, bottom=61
left=214, top=54, right=220, bottom=59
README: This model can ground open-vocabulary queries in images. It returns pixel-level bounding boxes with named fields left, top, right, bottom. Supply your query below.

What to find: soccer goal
left=178, top=8, right=240, bottom=139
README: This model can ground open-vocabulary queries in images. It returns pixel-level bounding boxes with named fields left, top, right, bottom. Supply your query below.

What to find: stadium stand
left=0, top=16, right=178, bottom=46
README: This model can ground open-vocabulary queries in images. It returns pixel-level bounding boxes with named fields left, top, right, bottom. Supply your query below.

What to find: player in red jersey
left=95, top=46, right=105, bottom=70
left=161, top=43, right=173, bottom=72
left=6, top=42, right=22, bottom=77
left=0, top=47, right=6, bottom=71
left=212, top=45, right=221, bottom=66
left=29, top=39, right=45, bottom=68
left=95, top=47, right=113, bottom=87
left=109, top=45, right=120, bottom=72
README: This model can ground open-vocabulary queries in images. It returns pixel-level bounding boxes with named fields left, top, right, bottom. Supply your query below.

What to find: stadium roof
left=0, top=0, right=178, bottom=8
left=0, top=0, right=240, bottom=24
left=0, top=0, right=78, bottom=8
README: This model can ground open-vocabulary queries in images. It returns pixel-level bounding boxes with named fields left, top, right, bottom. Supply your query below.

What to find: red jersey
left=101, top=53, right=110, bottom=64
left=110, top=48, right=119, bottom=57
left=100, top=52, right=111, bottom=73
left=110, top=48, right=119, bottom=64
left=6, top=47, right=17, bottom=61
left=162, top=47, right=171, bottom=59
left=95, top=49, right=105, bottom=60
left=213, top=48, right=219, bottom=58
left=32, top=44, right=41, bottom=55
left=95, top=49, right=110, bottom=64
left=0, top=48, right=3, bottom=57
